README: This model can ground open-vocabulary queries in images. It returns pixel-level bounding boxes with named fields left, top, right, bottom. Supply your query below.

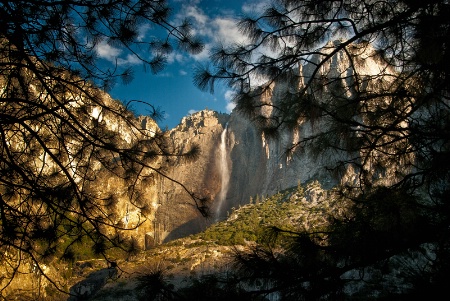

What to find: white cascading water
left=215, top=123, right=230, bottom=220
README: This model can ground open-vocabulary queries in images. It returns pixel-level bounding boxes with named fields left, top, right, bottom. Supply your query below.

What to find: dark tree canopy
left=195, top=0, right=449, bottom=298
left=0, top=0, right=204, bottom=295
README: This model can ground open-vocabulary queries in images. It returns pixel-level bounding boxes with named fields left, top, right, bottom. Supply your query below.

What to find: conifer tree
left=0, top=0, right=204, bottom=293
left=195, top=0, right=449, bottom=298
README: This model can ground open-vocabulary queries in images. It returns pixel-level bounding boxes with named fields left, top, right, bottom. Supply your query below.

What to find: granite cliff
left=152, top=41, right=405, bottom=242
left=1, top=41, right=409, bottom=299
left=152, top=107, right=338, bottom=243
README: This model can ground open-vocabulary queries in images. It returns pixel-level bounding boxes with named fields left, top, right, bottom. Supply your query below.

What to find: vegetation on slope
left=80, top=181, right=338, bottom=301
left=194, top=0, right=450, bottom=298
left=193, top=181, right=341, bottom=247
left=39, top=179, right=442, bottom=300
left=133, top=180, right=444, bottom=300
left=0, top=0, right=204, bottom=296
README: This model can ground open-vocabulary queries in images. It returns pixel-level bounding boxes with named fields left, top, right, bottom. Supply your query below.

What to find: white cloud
left=224, top=90, right=235, bottom=102
left=187, top=16, right=248, bottom=61
left=224, top=90, right=236, bottom=113
left=188, top=109, right=198, bottom=115
left=212, top=18, right=248, bottom=45
left=137, top=23, right=151, bottom=42
left=226, top=101, right=236, bottom=113
left=155, top=72, right=173, bottom=78
left=242, top=0, right=271, bottom=15
left=184, top=5, right=208, bottom=28
left=166, top=51, right=185, bottom=64
left=95, top=1, right=263, bottom=69
left=117, top=54, right=141, bottom=65
left=174, top=3, right=249, bottom=62
left=95, top=40, right=122, bottom=62
left=191, top=43, right=212, bottom=61
left=168, top=1, right=279, bottom=90
left=95, top=40, right=141, bottom=66
left=179, top=70, right=188, bottom=76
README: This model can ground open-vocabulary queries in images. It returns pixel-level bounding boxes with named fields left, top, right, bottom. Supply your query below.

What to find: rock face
left=152, top=108, right=338, bottom=242
left=153, top=110, right=230, bottom=241
left=2, top=41, right=406, bottom=299
left=1, top=44, right=394, bottom=252
left=75, top=103, right=336, bottom=247
left=152, top=42, right=403, bottom=241
left=225, top=110, right=337, bottom=210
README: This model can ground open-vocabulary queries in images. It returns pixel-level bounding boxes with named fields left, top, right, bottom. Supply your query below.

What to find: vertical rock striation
left=153, top=108, right=337, bottom=241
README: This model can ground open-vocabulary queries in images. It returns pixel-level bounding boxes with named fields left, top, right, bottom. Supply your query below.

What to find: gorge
left=2, top=40, right=445, bottom=300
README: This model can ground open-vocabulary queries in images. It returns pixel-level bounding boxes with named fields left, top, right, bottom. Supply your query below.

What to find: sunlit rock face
left=1, top=40, right=415, bottom=298
left=153, top=110, right=230, bottom=242
left=298, top=40, right=413, bottom=188
left=87, top=102, right=162, bottom=249
left=0, top=80, right=163, bottom=297
left=153, top=108, right=338, bottom=241
left=2, top=40, right=406, bottom=256
left=75, top=96, right=163, bottom=250
left=155, top=41, right=410, bottom=238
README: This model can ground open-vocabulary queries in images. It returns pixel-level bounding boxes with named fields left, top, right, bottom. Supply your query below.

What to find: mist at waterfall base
left=215, top=123, right=230, bottom=221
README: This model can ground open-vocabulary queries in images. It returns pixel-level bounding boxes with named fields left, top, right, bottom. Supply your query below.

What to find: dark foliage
left=136, top=268, right=265, bottom=301
left=195, top=0, right=450, bottom=299
left=0, top=0, right=204, bottom=294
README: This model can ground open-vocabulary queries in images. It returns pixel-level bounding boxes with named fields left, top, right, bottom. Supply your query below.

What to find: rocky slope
left=49, top=181, right=346, bottom=301
left=151, top=107, right=340, bottom=243
left=34, top=182, right=328, bottom=301
left=2, top=41, right=410, bottom=299
left=150, top=41, right=407, bottom=243
left=153, top=110, right=230, bottom=241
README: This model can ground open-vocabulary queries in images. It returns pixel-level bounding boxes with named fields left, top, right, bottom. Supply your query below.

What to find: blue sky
left=94, top=0, right=270, bottom=129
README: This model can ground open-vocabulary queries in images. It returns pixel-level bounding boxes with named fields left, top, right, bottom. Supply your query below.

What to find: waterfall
left=216, top=123, right=230, bottom=220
